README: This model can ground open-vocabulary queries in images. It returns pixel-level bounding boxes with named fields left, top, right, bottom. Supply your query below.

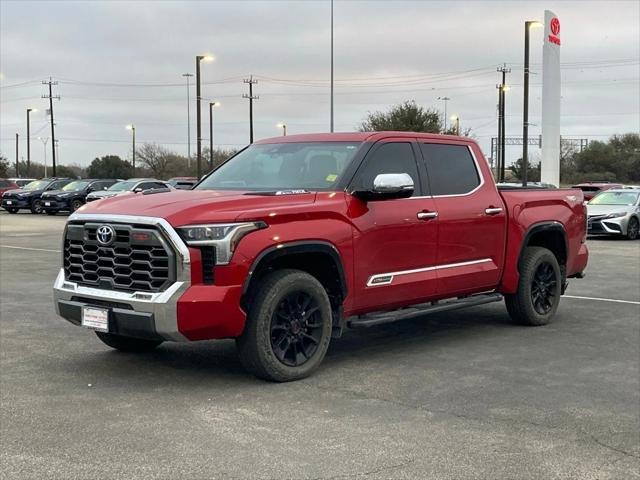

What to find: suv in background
left=1, top=178, right=72, bottom=214
left=571, top=182, right=623, bottom=201
left=86, top=178, right=171, bottom=202
left=8, top=178, right=38, bottom=188
left=41, top=179, right=118, bottom=215
left=0, top=179, right=18, bottom=196
left=167, top=177, right=198, bottom=190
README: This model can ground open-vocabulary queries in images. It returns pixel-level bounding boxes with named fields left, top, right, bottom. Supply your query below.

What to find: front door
left=348, top=139, right=439, bottom=312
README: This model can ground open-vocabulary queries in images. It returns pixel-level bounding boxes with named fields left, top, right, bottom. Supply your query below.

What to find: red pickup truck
left=53, top=132, right=588, bottom=381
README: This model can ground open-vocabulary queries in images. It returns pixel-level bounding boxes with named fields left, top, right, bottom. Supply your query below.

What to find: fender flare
left=241, top=240, right=348, bottom=299
left=518, top=221, right=568, bottom=270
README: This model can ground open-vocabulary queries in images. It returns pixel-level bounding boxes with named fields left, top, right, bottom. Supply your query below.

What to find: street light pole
left=450, top=116, right=460, bottom=136
left=330, top=0, right=334, bottom=132
left=277, top=123, right=287, bottom=136
left=38, top=136, right=49, bottom=177
left=26, top=108, right=36, bottom=175
left=15, top=133, right=19, bottom=177
left=209, top=101, right=219, bottom=170
left=196, top=55, right=214, bottom=178
left=126, top=125, right=136, bottom=176
left=182, top=73, right=193, bottom=165
left=437, top=96, right=450, bottom=131
left=522, top=21, right=542, bottom=187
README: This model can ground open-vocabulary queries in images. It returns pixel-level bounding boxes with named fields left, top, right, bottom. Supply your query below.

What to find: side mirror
left=353, top=173, right=414, bottom=200
left=133, top=187, right=143, bottom=193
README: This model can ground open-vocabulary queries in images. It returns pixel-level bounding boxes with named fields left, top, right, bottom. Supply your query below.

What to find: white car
left=85, top=178, right=172, bottom=202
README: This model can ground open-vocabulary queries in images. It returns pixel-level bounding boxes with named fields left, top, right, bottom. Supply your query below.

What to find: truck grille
left=63, top=222, right=176, bottom=293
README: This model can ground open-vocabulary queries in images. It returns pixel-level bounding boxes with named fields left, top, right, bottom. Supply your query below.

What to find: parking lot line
left=564, top=294, right=640, bottom=305
left=0, top=245, right=61, bottom=253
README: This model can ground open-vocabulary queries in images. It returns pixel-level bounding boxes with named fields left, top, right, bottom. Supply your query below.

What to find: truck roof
left=255, top=132, right=475, bottom=144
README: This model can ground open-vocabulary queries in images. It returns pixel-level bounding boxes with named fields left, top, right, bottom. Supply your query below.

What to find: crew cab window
left=352, top=142, right=420, bottom=197
left=420, top=144, right=480, bottom=196
left=0, top=180, right=11, bottom=187
left=49, top=180, right=70, bottom=190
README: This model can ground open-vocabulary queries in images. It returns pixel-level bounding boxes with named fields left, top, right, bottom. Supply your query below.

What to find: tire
left=236, top=269, right=333, bottom=382
left=70, top=199, right=84, bottom=212
left=95, top=331, right=163, bottom=352
left=30, top=199, right=44, bottom=214
left=5, top=208, right=18, bottom=214
left=626, top=217, right=639, bottom=240
left=505, top=246, right=562, bottom=326
left=46, top=210, right=58, bottom=216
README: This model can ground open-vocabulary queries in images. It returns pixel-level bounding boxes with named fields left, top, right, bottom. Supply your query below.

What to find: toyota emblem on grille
left=96, top=225, right=115, bottom=246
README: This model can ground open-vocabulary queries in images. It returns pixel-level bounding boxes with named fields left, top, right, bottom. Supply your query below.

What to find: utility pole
left=243, top=76, right=259, bottom=144
left=437, top=96, right=451, bottom=131
left=55, top=139, right=59, bottom=164
left=330, top=0, right=334, bottom=132
left=497, top=64, right=511, bottom=182
left=496, top=85, right=503, bottom=181
left=182, top=73, right=193, bottom=165
left=15, top=133, right=19, bottom=177
left=42, top=78, right=60, bottom=176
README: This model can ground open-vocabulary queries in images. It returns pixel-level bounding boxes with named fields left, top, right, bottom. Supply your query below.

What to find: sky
left=1, top=0, right=639, bottom=170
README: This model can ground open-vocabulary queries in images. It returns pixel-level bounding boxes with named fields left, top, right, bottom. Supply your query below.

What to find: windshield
left=589, top=191, right=639, bottom=206
left=62, top=180, right=90, bottom=192
left=108, top=181, right=136, bottom=191
left=23, top=180, right=50, bottom=191
left=196, top=142, right=361, bottom=191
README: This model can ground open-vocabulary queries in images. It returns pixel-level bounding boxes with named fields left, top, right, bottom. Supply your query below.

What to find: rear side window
left=420, top=144, right=480, bottom=196
left=0, top=180, right=10, bottom=188
left=353, top=142, right=420, bottom=197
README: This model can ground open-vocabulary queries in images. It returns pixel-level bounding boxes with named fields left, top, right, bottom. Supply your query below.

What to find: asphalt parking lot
left=1, top=211, right=638, bottom=480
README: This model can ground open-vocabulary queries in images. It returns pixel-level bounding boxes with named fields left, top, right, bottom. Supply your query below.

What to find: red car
left=571, top=182, right=623, bottom=201
left=0, top=178, right=18, bottom=197
left=53, top=132, right=588, bottom=381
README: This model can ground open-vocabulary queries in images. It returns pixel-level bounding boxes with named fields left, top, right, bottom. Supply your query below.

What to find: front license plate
left=5, top=200, right=12, bottom=205
left=81, top=306, right=109, bottom=332
left=44, top=201, right=51, bottom=206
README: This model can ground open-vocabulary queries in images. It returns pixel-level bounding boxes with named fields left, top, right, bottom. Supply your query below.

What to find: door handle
left=485, top=207, right=503, bottom=215
left=417, top=211, right=438, bottom=220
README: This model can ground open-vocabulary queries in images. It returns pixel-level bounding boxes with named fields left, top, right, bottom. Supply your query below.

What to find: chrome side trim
left=54, top=214, right=191, bottom=341
left=366, top=258, right=493, bottom=287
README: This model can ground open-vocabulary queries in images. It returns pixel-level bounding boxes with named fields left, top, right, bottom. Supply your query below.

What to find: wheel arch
left=241, top=241, right=348, bottom=312
left=519, top=222, right=568, bottom=268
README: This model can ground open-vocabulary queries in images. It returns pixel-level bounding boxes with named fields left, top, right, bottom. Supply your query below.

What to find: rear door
left=348, top=139, right=439, bottom=311
left=418, top=140, right=506, bottom=296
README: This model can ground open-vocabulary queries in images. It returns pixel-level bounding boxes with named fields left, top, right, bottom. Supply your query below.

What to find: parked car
left=0, top=179, right=18, bottom=197
left=167, top=177, right=198, bottom=190
left=587, top=188, right=640, bottom=240
left=53, top=132, right=588, bottom=382
left=571, top=182, right=623, bottom=201
left=85, top=178, right=171, bottom=202
left=2, top=178, right=72, bottom=214
left=41, top=179, right=118, bottom=215
left=8, top=178, right=38, bottom=188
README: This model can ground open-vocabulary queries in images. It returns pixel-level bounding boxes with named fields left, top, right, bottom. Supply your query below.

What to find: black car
left=41, top=179, right=118, bottom=215
left=1, top=178, right=72, bottom=214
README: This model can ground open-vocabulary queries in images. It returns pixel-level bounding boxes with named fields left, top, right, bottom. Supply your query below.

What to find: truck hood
left=75, top=189, right=317, bottom=225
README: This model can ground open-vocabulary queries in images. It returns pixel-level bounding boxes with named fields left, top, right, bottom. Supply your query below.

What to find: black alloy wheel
left=31, top=199, right=43, bottom=214
left=531, top=261, right=558, bottom=315
left=627, top=217, right=639, bottom=240
left=270, top=291, right=323, bottom=367
left=71, top=199, right=84, bottom=212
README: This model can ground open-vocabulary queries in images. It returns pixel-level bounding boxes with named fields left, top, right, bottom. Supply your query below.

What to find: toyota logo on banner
left=96, top=225, right=115, bottom=246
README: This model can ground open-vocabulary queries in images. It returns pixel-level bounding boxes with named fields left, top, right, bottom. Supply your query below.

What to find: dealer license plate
left=81, top=306, right=109, bottom=332
left=44, top=201, right=51, bottom=206
left=5, top=200, right=12, bottom=205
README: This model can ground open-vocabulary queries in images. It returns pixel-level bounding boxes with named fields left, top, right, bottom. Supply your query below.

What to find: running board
left=347, top=293, right=503, bottom=328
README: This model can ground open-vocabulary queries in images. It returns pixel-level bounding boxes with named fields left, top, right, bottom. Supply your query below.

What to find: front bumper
left=587, top=215, right=629, bottom=236
left=42, top=198, right=69, bottom=211
left=53, top=213, right=247, bottom=342
left=2, top=198, right=30, bottom=209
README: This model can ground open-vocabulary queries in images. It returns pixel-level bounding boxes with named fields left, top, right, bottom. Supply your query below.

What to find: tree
left=572, top=133, right=640, bottom=183
left=0, top=155, right=9, bottom=177
left=136, top=144, right=179, bottom=179
left=509, top=158, right=541, bottom=182
left=359, top=100, right=442, bottom=133
left=86, top=155, right=132, bottom=179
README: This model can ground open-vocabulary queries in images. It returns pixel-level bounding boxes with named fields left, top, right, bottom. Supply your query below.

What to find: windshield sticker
left=325, top=174, right=338, bottom=182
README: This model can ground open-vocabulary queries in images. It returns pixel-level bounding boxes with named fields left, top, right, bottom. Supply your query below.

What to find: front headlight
left=177, top=222, right=266, bottom=264
left=605, top=211, right=628, bottom=219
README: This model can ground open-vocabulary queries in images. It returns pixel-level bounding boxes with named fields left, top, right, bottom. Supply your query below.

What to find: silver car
left=85, top=178, right=172, bottom=202
left=587, top=188, right=640, bottom=240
